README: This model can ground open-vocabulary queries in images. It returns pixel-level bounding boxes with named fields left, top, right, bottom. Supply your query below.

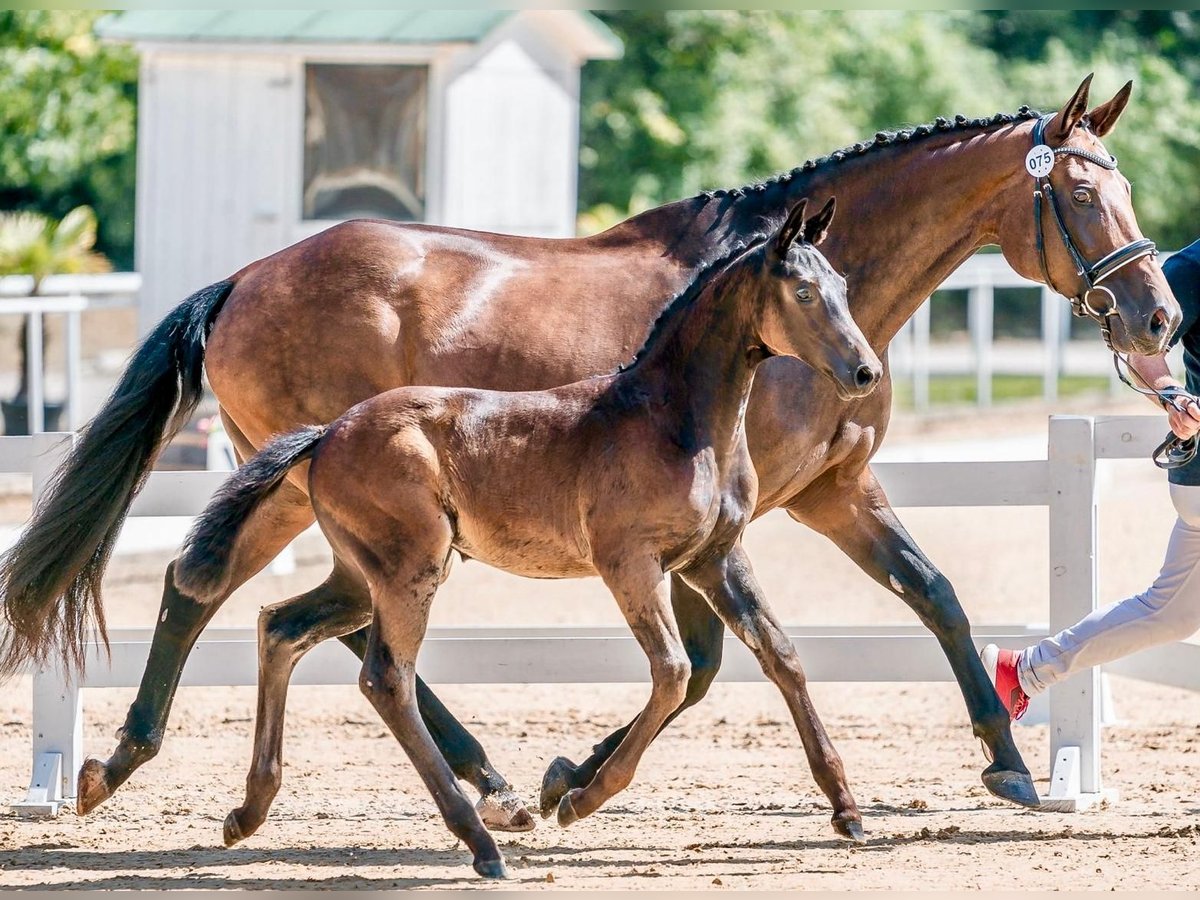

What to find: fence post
left=1044, top=415, right=1111, bottom=811
left=912, top=298, right=930, bottom=411
left=12, top=432, right=80, bottom=817
left=968, top=282, right=993, bottom=407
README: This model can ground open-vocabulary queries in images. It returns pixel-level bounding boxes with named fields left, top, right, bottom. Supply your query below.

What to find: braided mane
left=701, top=106, right=1043, bottom=202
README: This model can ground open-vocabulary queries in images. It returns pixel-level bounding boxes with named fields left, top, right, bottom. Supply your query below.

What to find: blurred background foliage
left=577, top=10, right=1200, bottom=250
left=1, top=10, right=1196, bottom=272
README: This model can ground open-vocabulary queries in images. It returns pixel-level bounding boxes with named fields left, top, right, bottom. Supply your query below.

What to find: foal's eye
left=1072, top=188, right=1093, bottom=204
left=796, top=287, right=812, bottom=302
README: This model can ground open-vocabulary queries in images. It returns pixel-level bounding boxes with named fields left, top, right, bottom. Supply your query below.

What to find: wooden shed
left=96, top=10, right=621, bottom=330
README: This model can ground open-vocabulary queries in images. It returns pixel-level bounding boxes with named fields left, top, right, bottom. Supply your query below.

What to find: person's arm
left=1125, top=352, right=1200, bottom=439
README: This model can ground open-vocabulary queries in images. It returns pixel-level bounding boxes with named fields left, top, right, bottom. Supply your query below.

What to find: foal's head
left=758, top=198, right=882, bottom=400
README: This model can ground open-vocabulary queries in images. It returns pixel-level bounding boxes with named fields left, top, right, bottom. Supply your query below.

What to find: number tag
left=1025, top=145, right=1055, bottom=178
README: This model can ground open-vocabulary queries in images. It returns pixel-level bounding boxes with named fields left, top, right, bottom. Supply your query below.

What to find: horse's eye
left=1072, top=188, right=1092, bottom=204
left=796, top=287, right=812, bottom=302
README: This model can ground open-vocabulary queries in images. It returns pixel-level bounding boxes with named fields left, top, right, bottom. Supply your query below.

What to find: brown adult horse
left=0, top=77, right=1177, bottom=827
left=174, top=201, right=881, bottom=877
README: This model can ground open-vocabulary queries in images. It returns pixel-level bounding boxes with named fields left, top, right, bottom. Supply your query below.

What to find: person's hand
left=1167, top=393, right=1200, bottom=440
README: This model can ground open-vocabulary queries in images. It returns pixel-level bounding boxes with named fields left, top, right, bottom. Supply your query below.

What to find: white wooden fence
left=6, top=417, right=1200, bottom=817
left=0, top=273, right=140, bottom=434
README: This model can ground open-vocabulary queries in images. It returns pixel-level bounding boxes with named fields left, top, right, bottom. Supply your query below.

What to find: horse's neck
left=711, top=126, right=1021, bottom=350
left=629, top=258, right=763, bottom=456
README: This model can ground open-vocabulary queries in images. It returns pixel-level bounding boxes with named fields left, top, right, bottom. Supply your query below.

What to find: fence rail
left=6, top=416, right=1200, bottom=818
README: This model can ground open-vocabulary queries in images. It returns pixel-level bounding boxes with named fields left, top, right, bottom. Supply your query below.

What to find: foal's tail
left=175, top=426, right=327, bottom=603
left=0, top=280, right=234, bottom=678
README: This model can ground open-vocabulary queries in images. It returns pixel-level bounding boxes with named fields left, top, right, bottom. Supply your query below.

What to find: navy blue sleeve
left=1166, top=238, right=1200, bottom=349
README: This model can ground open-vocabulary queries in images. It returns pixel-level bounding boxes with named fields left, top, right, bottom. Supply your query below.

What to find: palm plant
left=0, top=206, right=110, bottom=410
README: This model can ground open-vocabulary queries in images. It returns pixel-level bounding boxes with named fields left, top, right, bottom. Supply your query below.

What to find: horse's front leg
left=539, top=575, right=725, bottom=817
left=680, top=543, right=862, bottom=840
left=788, top=465, right=1039, bottom=808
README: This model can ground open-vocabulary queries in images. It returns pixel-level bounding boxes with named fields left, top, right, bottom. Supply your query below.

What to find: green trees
left=578, top=11, right=1200, bottom=248
left=0, top=11, right=137, bottom=269
left=1, top=11, right=1196, bottom=258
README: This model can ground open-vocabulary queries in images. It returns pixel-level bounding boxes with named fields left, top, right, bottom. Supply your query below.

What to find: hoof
left=556, top=788, right=582, bottom=828
left=76, top=759, right=111, bottom=816
left=834, top=817, right=866, bottom=843
left=539, top=756, right=579, bottom=819
left=223, top=810, right=247, bottom=847
left=473, top=856, right=509, bottom=880
left=982, top=767, right=1041, bottom=809
left=476, top=790, right=536, bottom=833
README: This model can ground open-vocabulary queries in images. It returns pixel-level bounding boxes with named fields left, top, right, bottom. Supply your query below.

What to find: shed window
left=303, top=64, right=427, bottom=221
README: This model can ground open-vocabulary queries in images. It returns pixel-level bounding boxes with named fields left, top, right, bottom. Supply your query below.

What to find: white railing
left=7, top=416, right=1199, bottom=817
left=889, top=252, right=1181, bottom=410
left=0, top=273, right=140, bottom=434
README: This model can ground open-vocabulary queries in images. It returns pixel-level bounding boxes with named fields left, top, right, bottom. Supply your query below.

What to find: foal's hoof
left=556, top=789, right=582, bottom=828
left=223, top=810, right=248, bottom=847
left=981, top=766, right=1041, bottom=809
left=476, top=790, right=536, bottom=833
left=834, top=817, right=866, bottom=844
left=539, top=756, right=579, bottom=819
left=473, top=856, right=509, bottom=880
left=76, top=759, right=111, bottom=816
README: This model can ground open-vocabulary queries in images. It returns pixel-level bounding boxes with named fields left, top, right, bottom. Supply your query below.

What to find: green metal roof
left=95, top=10, right=622, bottom=55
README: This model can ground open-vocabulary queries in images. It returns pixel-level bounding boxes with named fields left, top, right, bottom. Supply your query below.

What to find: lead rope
left=1112, top=352, right=1199, bottom=469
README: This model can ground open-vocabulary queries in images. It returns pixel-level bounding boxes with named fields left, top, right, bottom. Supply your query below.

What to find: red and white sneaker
left=980, top=643, right=1029, bottom=721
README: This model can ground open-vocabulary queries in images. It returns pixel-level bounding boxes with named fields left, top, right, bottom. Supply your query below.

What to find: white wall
left=442, top=22, right=580, bottom=238
left=135, top=23, right=586, bottom=330
left=135, top=50, right=293, bottom=330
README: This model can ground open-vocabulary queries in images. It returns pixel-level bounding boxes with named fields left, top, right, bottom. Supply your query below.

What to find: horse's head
left=759, top=197, right=882, bottom=400
left=996, top=75, right=1179, bottom=355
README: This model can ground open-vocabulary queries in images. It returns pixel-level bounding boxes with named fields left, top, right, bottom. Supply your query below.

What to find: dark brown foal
left=175, top=199, right=880, bottom=876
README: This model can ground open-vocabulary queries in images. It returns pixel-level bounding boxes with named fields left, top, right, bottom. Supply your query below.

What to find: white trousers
left=1019, top=482, right=1200, bottom=696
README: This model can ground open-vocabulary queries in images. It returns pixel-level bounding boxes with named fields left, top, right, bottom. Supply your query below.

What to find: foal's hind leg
left=682, top=544, right=863, bottom=841
left=540, top=577, right=724, bottom=816
left=76, top=443, right=314, bottom=815
left=227, top=565, right=532, bottom=843
left=340, top=515, right=505, bottom=877
left=223, top=561, right=369, bottom=846
left=790, top=467, right=1037, bottom=808
left=555, top=559, right=692, bottom=826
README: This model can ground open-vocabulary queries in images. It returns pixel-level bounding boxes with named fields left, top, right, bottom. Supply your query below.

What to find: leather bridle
left=1030, top=113, right=1157, bottom=350
left=1029, top=114, right=1194, bottom=469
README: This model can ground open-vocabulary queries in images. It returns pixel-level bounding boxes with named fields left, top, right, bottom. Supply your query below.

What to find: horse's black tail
left=0, top=280, right=235, bottom=678
left=174, top=426, right=326, bottom=604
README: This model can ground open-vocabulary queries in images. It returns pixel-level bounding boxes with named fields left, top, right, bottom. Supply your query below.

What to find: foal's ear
left=1050, top=73, right=1094, bottom=142
left=1086, top=80, right=1133, bottom=137
left=774, top=198, right=809, bottom=257
left=802, top=196, right=836, bottom=246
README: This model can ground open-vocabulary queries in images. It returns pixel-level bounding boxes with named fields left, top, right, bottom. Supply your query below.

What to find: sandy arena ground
left=2, top=403, right=1200, bottom=889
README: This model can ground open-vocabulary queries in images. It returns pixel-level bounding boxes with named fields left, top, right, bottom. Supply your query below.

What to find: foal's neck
left=624, top=251, right=766, bottom=457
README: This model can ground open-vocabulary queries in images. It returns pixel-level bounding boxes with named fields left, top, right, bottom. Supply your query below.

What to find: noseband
left=1029, top=113, right=1157, bottom=350
left=1029, top=114, right=1192, bottom=468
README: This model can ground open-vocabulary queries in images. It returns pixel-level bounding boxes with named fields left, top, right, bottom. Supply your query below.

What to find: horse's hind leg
left=224, top=560, right=369, bottom=845
left=540, top=577, right=724, bottom=816
left=77, top=468, right=314, bottom=815
left=681, top=544, right=863, bottom=841
left=555, top=558, right=691, bottom=826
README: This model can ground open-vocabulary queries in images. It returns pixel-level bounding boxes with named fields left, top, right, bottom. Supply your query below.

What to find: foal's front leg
left=681, top=544, right=863, bottom=841
left=555, top=558, right=693, bottom=826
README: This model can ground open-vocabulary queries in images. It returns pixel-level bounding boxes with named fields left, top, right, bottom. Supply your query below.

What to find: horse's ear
left=1087, top=80, right=1133, bottom=137
left=1050, top=73, right=1094, bottom=142
left=802, top=196, right=836, bottom=246
left=774, top=198, right=809, bottom=257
